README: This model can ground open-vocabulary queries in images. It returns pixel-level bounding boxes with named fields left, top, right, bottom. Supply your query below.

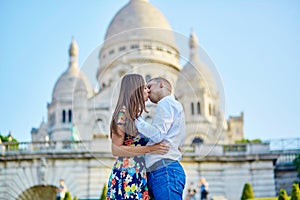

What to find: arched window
left=109, top=49, right=114, bottom=55
left=97, top=119, right=104, bottom=132
left=68, top=110, right=72, bottom=123
left=156, top=46, right=163, bottom=51
left=50, top=113, right=55, bottom=126
left=62, top=110, right=66, bottom=123
left=192, top=137, right=203, bottom=144
left=191, top=103, right=194, bottom=115
left=197, top=102, right=201, bottom=115
left=144, top=44, right=152, bottom=49
left=119, top=46, right=126, bottom=51
left=130, top=44, right=139, bottom=49
left=209, top=104, right=212, bottom=116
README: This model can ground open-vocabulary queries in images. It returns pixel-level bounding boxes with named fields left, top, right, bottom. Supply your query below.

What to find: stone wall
left=0, top=141, right=286, bottom=200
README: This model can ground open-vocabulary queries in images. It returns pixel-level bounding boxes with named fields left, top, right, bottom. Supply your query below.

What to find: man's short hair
left=148, top=77, right=172, bottom=92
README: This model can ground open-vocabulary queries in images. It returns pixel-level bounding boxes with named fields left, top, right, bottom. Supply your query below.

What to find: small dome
left=52, top=70, right=91, bottom=102
left=52, top=39, right=91, bottom=102
left=180, top=59, right=217, bottom=93
left=175, top=32, right=217, bottom=96
left=104, top=0, right=176, bottom=48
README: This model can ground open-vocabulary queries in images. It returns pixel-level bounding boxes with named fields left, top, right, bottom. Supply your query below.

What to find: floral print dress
left=106, top=110, right=149, bottom=200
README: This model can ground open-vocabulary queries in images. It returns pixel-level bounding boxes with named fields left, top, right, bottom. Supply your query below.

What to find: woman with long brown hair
left=106, top=74, right=169, bottom=200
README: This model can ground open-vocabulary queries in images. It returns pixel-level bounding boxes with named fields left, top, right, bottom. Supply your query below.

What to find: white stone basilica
left=31, top=0, right=244, bottom=146
left=3, top=2, right=298, bottom=200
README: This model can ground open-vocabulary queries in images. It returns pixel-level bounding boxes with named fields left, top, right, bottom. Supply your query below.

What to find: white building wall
left=0, top=140, right=278, bottom=200
left=181, top=160, right=276, bottom=200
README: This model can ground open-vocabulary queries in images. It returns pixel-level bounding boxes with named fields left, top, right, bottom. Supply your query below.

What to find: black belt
left=147, top=158, right=175, bottom=172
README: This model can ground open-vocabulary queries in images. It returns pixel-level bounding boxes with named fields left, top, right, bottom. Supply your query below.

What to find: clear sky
left=1, top=0, right=299, bottom=142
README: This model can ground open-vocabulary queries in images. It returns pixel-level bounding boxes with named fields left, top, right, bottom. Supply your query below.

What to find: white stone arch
left=1, top=156, right=115, bottom=200
left=16, top=185, right=57, bottom=200
left=184, top=133, right=206, bottom=145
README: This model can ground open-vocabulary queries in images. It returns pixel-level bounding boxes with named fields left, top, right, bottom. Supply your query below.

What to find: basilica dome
left=97, top=0, right=181, bottom=84
left=104, top=0, right=176, bottom=48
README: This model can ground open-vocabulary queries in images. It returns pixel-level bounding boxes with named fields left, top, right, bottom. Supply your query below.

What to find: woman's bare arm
left=111, top=125, right=169, bottom=157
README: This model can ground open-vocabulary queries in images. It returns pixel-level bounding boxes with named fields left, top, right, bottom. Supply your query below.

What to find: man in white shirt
left=135, top=77, right=186, bottom=200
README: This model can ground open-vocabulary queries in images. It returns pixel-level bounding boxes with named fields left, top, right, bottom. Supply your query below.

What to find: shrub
left=251, top=139, right=262, bottom=143
left=241, top=183, right=255, bottom=200
left=0, top=133, right=19, bottom=150
left=64, top=192, right=72, bottom=200
left=293, top=154, right=300, bottom=182
left=278, top=189, right=289, bottom=200
left=235, top=139, right=262, bottom=144
left=73, top=196, right=78, bottom=200
left=290, top=183, right=300, bottom=200
left=236, top=139, right=250, bottom=144
left=100, top=183, right=108, bottom=200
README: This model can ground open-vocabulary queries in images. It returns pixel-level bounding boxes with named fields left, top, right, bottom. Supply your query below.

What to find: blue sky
left=1, top=0, right=299, bottom=142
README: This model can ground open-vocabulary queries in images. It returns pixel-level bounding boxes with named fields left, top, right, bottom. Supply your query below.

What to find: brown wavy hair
left=110, top=74, right=148, bottom=137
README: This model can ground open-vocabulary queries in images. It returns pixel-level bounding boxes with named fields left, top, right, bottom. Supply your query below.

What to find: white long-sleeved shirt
left=135, top=95, right=186, bottom=168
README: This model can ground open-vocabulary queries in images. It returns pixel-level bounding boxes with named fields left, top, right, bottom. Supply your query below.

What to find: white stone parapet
left=1, top=139, right=299, bottom=200
left=0, top=137, right=113, bottom=156
left=181, top=142, right=271, bottom=157
left=1, top=140, right=271, bottom=156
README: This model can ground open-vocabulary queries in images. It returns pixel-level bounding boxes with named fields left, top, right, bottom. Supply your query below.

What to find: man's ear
left=159, top=81, right=164, bottom=88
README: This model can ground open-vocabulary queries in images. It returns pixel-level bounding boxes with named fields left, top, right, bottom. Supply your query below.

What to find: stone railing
left=1, top=139, right=299, bottom=159
left=181, top=143, right=271, bottom=157
left=0, top=138, right=113, bottom=156
left=0, top=140, right=91, bottom=155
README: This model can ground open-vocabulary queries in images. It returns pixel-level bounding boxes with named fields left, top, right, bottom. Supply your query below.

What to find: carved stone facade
left=31, top=0, right=243, bottom=146
left=0, top=141, right=279, bottom=200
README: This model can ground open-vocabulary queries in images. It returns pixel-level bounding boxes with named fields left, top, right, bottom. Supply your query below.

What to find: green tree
left=235, top=139, right=250, bottom=144
left=235, top=138, right=262, bottom=144
left=0, top=132, right=19, bottom=150
left=290, top=183, right=300, bottom=200
left=250, top=139, right=262, bottom=143
left=293, top=154, right=300, bottom=183
left=100, top=183, right=108, bottom=200
left=73, top=196, right=78, bottom=200
left=278, top=189, right=289, bottom=200
left=0, top=132, right=18, bottom=142
left=241, top=183, right=255, bottom=200
left=64, top=192, right=72, bottom=200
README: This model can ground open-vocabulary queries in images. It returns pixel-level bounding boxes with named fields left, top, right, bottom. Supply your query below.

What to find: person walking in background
left=56, top=179, right=67, bottom=200
left=106, top=74, right=170, bottom=200
left=198, top=177, right=209, bottom=200
left=186, top=181, right=197, bottom=200
left=135, top=77, right=186, bottom=200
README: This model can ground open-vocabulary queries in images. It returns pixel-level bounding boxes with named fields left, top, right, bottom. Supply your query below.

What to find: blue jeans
left=147, top=161, right=186, bottom=200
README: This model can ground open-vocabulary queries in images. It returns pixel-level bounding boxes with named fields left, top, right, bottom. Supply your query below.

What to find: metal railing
left=276, top=153, right=297, bottom=165
left=267, top=138, right=300, bottom=151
